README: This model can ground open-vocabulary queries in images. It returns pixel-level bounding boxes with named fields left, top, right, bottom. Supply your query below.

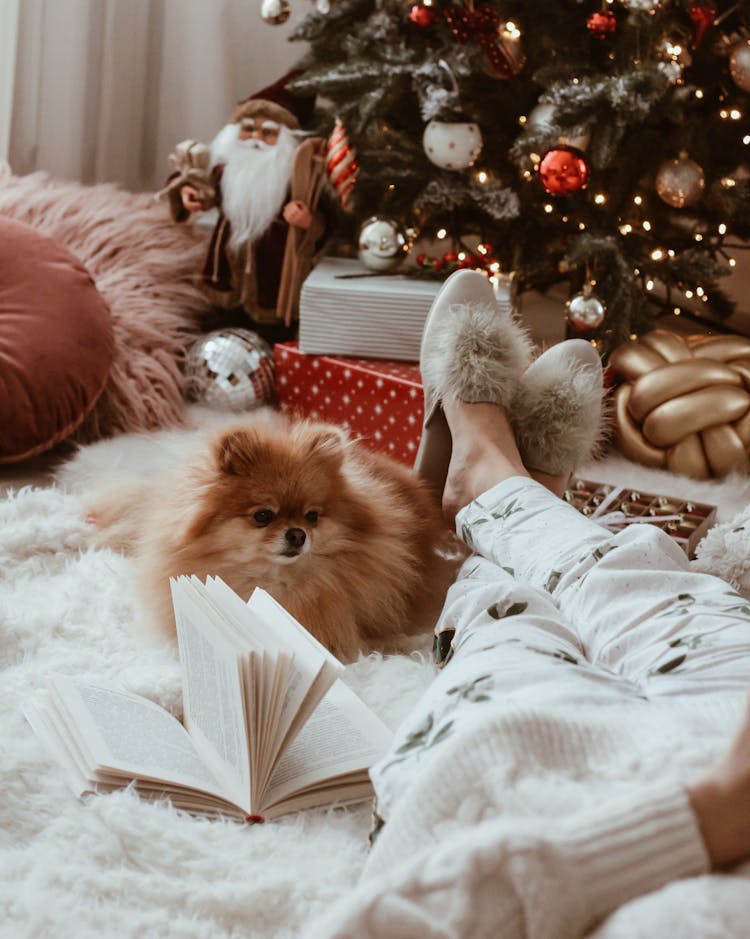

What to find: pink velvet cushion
left=0, top=216, right=113, bottom=463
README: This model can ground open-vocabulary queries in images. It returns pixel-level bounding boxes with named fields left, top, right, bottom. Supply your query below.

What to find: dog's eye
left=304, top=510, right=319, bottom=524
left=252, top=509, right=275, bottom=526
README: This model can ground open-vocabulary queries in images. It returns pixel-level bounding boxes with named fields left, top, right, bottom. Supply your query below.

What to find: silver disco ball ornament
left=184, top=328, right=275, bottom=411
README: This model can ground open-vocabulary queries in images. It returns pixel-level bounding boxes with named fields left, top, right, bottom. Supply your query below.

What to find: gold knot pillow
left=609, top=329, right=750, bottom=479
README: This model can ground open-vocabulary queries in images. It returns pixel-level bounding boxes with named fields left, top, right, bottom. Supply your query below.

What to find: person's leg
left=445, top=398, right=750, bottom=697
left=304, top=701, right=750, bottom=939
left=371, top=550, right=642, bottom=837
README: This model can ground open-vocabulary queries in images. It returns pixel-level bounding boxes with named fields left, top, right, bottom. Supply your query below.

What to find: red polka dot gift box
left=274, top=341, right=424, bottom=466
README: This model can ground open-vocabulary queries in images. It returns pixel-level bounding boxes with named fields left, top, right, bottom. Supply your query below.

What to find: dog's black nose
left=285, top=527, right=307, bottom=548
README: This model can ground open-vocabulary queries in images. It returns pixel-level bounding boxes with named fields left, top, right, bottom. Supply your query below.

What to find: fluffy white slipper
left=414, top=269, right=533, bottom=495
left=511, top=339, right=608, bottom=475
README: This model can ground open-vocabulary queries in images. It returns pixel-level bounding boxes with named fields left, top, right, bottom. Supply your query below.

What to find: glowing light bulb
left=651, top=249, right=664, bottom=260
left=642, top=220, right=652, bottom=231
left=594, top=193, right=606, bottom=204
left=646, top=279, right=655, bottom=290
left=544, top=203, right=553, bottom=213
left=685, top=289, right=694, bottom=298
left=634, top=195, right=643, bottom=206
left=719, top=223, right=727, bottom=235
left=477, top=170, right=488, bottom=183
left=437, top=228, right=447, bottom=239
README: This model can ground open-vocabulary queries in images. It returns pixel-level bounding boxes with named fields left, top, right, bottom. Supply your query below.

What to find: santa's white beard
left=210, top=123, right=298, bottom=249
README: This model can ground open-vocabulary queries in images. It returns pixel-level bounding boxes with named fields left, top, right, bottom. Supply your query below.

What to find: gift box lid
left=298, top=257, right=441, bottom=362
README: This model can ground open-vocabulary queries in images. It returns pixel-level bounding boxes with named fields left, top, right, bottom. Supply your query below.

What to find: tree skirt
left=3, top=433, right=750, bottom=938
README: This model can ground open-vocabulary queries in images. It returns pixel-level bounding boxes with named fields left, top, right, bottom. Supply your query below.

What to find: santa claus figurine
left=162, top=71, right=328, bottom=329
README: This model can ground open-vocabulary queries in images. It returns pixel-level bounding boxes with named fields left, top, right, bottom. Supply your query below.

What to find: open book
left=24, top=576, right=393, bottom=821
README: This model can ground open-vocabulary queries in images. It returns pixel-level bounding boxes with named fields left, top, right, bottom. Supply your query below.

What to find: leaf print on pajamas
left=668, top=633, right=716, bottom=651
left=491, top=498, right=523, bottom=521
left=487, top=600, right=528, bottom=619
left=446, top=673, right=494, bottom=704
left=717, top=590, right=750, bottom=616
left=433, top=628, right=456, bottom=667
left=380, top=713, right=455, bottom=771
left=650, top=654, right=687, bottom=675
left=655, top=593, right=696, bottom=619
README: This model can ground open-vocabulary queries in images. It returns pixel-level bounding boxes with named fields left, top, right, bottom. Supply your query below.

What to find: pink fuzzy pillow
left=0, top=217, right=113, bottom=463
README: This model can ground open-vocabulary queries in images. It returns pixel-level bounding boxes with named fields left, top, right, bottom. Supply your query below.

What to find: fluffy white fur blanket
left=3, top=419, right=750, bottom=938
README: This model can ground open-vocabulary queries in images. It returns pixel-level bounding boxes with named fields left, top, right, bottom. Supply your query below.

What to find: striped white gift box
left=298, top=257, right=440, bottom=362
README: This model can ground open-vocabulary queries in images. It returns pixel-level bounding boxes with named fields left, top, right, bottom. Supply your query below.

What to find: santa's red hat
left=231, top=70, right=315, bottom=130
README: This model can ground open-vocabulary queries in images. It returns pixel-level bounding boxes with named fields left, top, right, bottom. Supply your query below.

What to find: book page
left=206, top=580, right=343, bottom=762
left=46, top=676, right=228, bottom=798
left=171, top=581, right=251, bottom=809
left=262, top=679, right=392, bottom=810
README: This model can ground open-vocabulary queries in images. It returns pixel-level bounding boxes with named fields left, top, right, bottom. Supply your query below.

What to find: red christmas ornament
left=688, top=2, right=716, bottom=50
left=409, top=3, right=437, bottom=26
left=586, top=10, right=617, bottom=39
left=538, top=146, right=590, bottom=195
left=326, top=118, right=359, bottom=211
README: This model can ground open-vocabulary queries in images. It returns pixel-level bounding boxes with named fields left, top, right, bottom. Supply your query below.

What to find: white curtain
left=0, top=0, right=20, bottom=163
left=5, top=0, right=307, bottom=193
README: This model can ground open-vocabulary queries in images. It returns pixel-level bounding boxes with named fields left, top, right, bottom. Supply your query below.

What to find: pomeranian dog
left=74, top=413, right=461, bottom=662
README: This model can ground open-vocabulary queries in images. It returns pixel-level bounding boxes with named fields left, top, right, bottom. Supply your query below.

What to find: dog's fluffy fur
left=75, top=413, right=461, bottom=662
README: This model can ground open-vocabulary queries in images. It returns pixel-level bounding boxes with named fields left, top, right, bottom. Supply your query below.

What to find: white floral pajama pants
left=371, top=475, right=750, bottom=828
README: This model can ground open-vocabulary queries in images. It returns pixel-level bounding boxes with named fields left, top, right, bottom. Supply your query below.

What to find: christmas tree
left=288, top=0, right=750, bottom=351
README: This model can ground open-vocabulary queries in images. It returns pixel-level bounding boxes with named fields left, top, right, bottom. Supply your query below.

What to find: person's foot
left=415, top=269, right=533, bottom=499
left=441, top=399, right=528, bottom=521
left=687, top=695, right=750, bottom=868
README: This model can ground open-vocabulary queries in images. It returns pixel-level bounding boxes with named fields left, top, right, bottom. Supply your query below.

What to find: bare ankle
left=687, top=701, right=750, bottom=868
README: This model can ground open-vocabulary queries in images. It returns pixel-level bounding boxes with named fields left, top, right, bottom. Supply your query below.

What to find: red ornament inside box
left=274, top=341, right=424, bottom=465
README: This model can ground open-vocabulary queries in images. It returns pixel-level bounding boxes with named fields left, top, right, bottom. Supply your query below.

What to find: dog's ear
left=214, top=426, right=265, bottom=476
left=303, top=425, right=348, bottom=468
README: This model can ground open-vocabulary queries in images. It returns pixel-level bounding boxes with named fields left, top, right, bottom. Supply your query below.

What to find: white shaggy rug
left=4, top=414, right=750, bottom=939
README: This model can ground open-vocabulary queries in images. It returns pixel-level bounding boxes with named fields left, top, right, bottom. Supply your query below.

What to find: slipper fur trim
left=511, top=357, right=609, bottom=475
left=421, top=300, right=533, bottom=409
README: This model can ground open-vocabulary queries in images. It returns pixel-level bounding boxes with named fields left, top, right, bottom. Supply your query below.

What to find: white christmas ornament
left=357, top=216, right=409, bottom=271
left=422, top=118, right=483, bottom=170
left=260, top=0, right=290, bottom=24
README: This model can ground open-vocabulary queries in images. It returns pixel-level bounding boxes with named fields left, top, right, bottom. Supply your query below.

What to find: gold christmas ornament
left=609, top=329, right=750, bottom=478
left=655, top=153, right=705, bottom=208
left=729, top=38, right=750, bottom=94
